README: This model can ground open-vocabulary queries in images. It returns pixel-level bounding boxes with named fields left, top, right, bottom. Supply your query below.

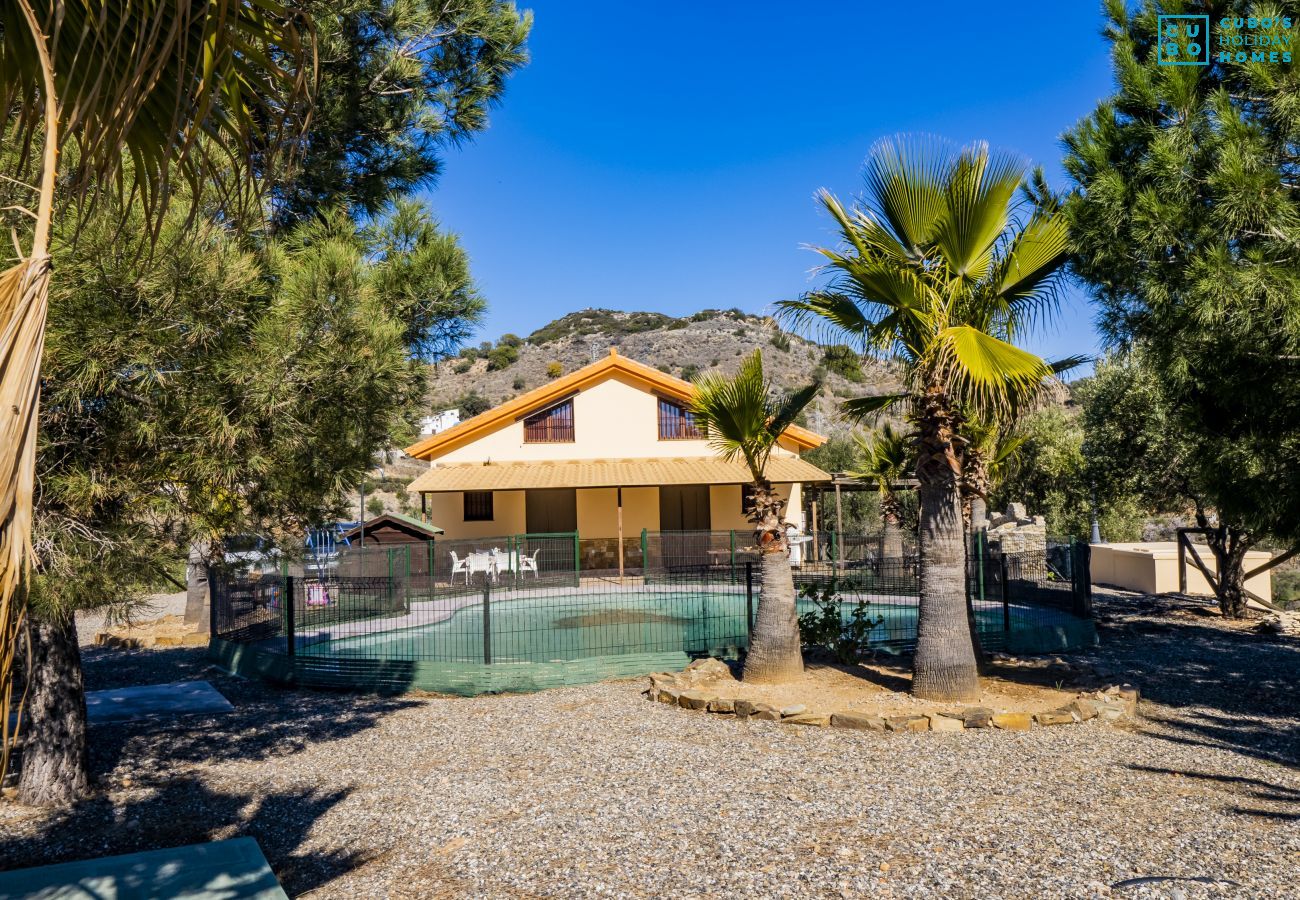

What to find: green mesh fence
left=208, top=532, right=1095, bottom=695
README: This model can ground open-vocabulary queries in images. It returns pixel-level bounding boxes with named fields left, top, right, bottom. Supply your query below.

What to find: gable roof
left=404, top=348, right=826, bottom=460
left=339, top=512, right=444, bottom=541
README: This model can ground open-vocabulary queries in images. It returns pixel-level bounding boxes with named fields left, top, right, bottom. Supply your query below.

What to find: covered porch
left=409, top=455, right=831, bottom=573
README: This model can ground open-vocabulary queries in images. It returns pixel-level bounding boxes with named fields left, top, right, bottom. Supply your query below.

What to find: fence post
left=1072, top=541, right=1093, bottom=617
left=977, top=530, right=986, bottom=604
left=641, top=528, right=648, bottom=577
left=745, top=562, right=754, bottom=641
left=386, top=548, right=395, bottom=610
left=729, top=529, right=736, bottom=584
left=999, top=554, right=1010, bottom=636
left=285, top=575, right=296, bottom=657
left=831, top=530, right=839, bottom=569
left=482, top=578, right=492, bottom=665
left=573, top=530, right=581, bottom=587
left=207, top=566, right=218, bottom=638
left=428, top=540, right=436, bottom=601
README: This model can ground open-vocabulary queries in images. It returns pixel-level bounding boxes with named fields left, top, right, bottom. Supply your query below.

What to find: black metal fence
left=208, top=529, right=1094, bottom=693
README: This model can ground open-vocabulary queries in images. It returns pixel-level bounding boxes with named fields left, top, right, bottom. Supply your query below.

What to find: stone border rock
left=642, top=660, right=1140, bottom=734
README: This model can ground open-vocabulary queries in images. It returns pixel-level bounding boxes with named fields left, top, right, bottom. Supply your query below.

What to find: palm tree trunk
left=183, top=541, right=211, bottom=633
left=742, top=482, right=803, bottom=683
left=881, top=497, right=905, bottom=559
left=17, top=611, right=90, bottom=806
left=1, top=8, right=59, bottom=787
left=969, top=496, right=988, bottom=533
left=912, top=388, right=980, bottom=702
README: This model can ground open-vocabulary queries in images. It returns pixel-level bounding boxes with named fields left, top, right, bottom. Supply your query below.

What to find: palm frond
left=931, top=143, right=1026, bottom=283
left=990, top=211, right=1070, bottom=332
left=1047, top=355, right=1090, bottom=377
left=861, top=134, right=951, bottom=254
left=767, top=379, right=822, bottom=441
left=0, top=0, right=312, bottom=230
left=689, top=350, right=818, bottom=483
left=850, top=422, right=914, bottom=489
left=933, top=324, right=1053, bottom=415
left=839, top=392, right=907, bottom=422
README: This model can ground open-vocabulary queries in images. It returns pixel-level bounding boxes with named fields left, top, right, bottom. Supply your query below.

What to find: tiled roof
left=407, top=455, right=831, bottom=493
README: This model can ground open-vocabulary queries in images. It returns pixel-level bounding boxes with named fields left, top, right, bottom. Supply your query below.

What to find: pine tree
left=1064, top=0, right=1300, bottom=616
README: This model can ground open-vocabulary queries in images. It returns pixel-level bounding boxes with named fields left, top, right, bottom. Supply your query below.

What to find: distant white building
left=419, top=409, right=461, bottom=436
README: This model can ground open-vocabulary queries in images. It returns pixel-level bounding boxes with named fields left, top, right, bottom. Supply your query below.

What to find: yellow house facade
left=404, top=350, right=831, bottom=560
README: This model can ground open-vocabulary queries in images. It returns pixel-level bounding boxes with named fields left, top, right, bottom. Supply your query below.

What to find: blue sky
left=428, top=2, right=1118, bottom=366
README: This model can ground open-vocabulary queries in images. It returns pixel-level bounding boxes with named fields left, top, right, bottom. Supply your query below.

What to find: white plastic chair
left=519, top=549, right=541, bottom=578
left=449, top=551, right=470, bottom=584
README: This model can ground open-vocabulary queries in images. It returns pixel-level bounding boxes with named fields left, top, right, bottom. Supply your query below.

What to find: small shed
left=340, top=512, right=443, bottom=547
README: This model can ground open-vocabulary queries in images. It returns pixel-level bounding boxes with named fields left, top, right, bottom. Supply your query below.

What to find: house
left=418, top=409, right=461, bottom=436
left=404, top=349, right=831, bottom=566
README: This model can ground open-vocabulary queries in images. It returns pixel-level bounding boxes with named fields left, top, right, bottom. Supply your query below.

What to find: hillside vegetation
left=426, top=308, right=900, bottom=436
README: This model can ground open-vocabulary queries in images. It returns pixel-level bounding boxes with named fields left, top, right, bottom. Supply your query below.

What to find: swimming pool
left=295, top=588, right=1035, bottom=664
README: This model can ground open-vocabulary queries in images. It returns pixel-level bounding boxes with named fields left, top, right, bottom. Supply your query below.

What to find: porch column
left=617, top=487, right=625, bottom=585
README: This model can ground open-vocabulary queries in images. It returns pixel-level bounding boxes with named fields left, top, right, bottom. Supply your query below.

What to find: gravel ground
left=3, top=589, right=1298, bottom=899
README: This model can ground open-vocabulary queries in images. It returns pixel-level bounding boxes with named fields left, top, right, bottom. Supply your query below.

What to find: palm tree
left=689, top=350, right=819, bottom=683
left=961, top=418, right=1028, bottom=531
left=779, top=137, right=1070, bottom=701
left=0, top=0, right=309, bottom=803
left=851, top=424, right=913, bottom=559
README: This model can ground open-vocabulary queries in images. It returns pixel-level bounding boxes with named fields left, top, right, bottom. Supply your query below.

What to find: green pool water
left=297, top=590, right=1030, bottom=663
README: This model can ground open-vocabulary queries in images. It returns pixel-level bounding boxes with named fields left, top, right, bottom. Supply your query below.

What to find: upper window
left=524, top=399, right=575, bottom=443
left=658, top=398, right=703, bottom=440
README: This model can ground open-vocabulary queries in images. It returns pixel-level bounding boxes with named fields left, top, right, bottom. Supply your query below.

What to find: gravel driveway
left=3, top=589, right=1297, bottom=899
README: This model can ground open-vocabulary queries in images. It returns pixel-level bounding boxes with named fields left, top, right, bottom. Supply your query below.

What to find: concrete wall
left=708, top=483, right=802, bottom=532
left=1091, top=542, right=1273, bottom=600
left=576, top=487, right=660, bottom=538
left=433, top=374, right=805, bottom=464
left=424, top=490, right=526, bottom=540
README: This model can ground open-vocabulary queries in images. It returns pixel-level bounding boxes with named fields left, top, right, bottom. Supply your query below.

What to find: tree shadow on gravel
left=78, top=645, right=423, bottom=773
left=0, top=644, right=424, bottom=893
left=1093, top=608, right=1300, bottom=768
left=0, top=776, right=373, bottom=895
left=1127, top=765, right=1300, bottom=822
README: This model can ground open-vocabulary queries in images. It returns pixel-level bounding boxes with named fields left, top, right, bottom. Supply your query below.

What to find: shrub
left=797, top=581, right=883, bottom=663
left=1273, top=568, right=1300, bottom=607
left=822, top=344, right=865, bottom=382
left=512, top=376, right=527, bottom=391
left=499, top=333, right=523, bottom=348
left=366, top=496, right=385, bottom=517
left=486, top=344, right=519, bottom=371
left=453, top=359, right=473, bottom=374
left=455, top=392, right=491, bottom=416
left=770, top=331, right=792, bottom=352
left=680, top=364, right=700, bottom=381
left=546, top=361, right=563, bottom=378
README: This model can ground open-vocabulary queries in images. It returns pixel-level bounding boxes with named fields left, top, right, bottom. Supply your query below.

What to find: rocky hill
left=423, top=308, right=900, bottom=437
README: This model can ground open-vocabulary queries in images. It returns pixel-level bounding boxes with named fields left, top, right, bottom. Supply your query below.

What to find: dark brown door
left=525, top=488, right=578, bottom=534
